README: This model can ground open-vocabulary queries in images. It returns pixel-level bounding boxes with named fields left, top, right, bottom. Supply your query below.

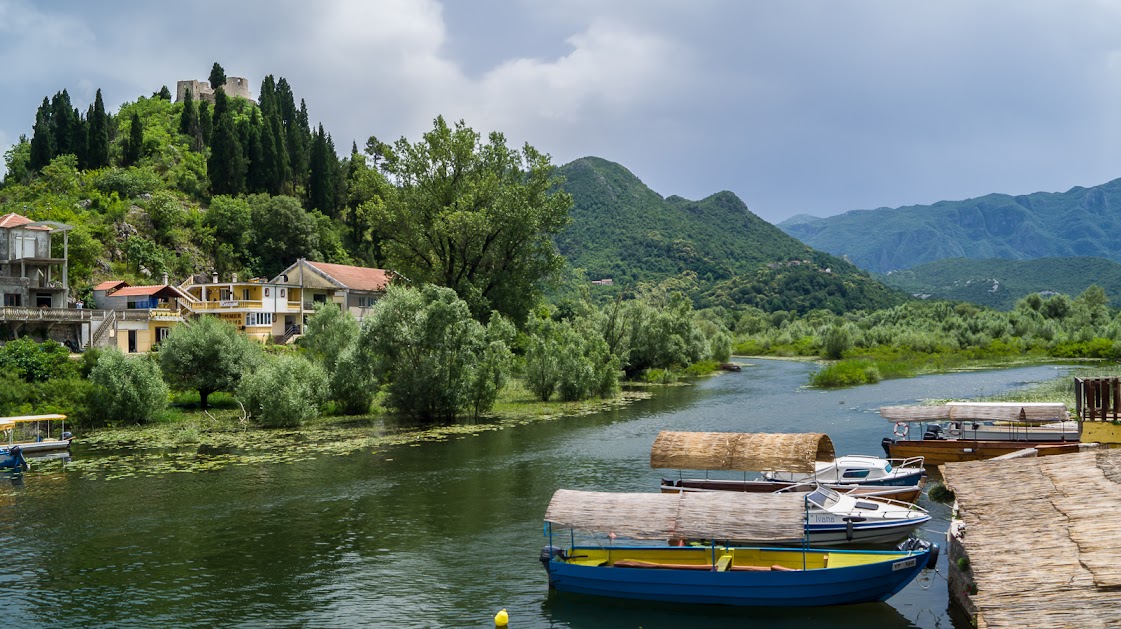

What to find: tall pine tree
left=198, top=102, right=212, bottom=147
left=29, top=98, right=53, bottom=171
left=124, top=112, right=143, bottom=166
left=208, top=89, right=246, bottom=195
left=179, top=88, right=197, bottom=139
left=308, top=124, right=333, bottom=214
left=208, top=63, right=226, bottom=91
left=85, top=89, right=110, bottom=169
left=49, top=90, right=77, bottom=157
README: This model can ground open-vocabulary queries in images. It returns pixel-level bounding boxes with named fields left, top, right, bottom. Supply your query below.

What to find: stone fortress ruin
left=175, top=76, right=253, bottom=104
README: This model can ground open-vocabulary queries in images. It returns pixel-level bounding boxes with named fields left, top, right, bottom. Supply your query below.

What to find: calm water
left=0, top=359, right=1072, bottom=628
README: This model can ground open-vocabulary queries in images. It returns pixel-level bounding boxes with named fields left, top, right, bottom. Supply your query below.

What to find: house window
left=246, top=313, right=273, bottom=327
left=3, top=293, right=20, bottom=307
left=242, top=288, right=250, bottom=301
left=280, top=289, right=286, bottom=298
left=156, top=327, right=171, bottom=342
left=264, top=288, right=271, bottom=297
left=313, top=294, right=327, bottom=304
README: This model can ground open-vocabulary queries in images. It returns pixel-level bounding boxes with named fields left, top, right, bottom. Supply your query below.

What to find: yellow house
left=180, top=274, right=303, bottom=342
left=92, top=281, right=192, bottom=353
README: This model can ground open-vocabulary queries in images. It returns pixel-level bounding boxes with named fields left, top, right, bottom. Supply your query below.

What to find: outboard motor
left=539, top=545, right=566, bottom=572
left=898, top=538, right=940, bottom=569
left=922, top=424, right=944, bottom=441
left=880, top=437, right=893, bottom=457
left=61, top=431, right=73, bottom=441
left=10, top=445, right=28, bottom=472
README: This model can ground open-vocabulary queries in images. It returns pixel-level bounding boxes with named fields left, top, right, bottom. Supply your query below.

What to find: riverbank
left=63, top=380, right=655, bottom=480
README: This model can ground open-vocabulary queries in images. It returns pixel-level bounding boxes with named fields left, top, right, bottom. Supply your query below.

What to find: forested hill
left=777, top=176, right=1121, bottom=274
left=881, top=256, right=1121, bottom=310
left=555, top=157, right=903, bottom=313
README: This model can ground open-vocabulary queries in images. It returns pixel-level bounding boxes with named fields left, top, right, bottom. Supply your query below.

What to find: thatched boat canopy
left=544, top=489, right=806, bottom=541
left=880, top=402, right=1069, bottom=423
left=649, top=431, right=835, bottom=473
left=943, top=449, right=1121, bottom=626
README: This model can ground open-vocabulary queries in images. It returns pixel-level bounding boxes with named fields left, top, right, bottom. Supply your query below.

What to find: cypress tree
left=248, top=109, right=276, bottom=194
left=29, top=98, right=53, bottom=171
left=197, top=101, right=212, bottom=148
left=49, top=90, right=75, bottom=157
left=179, top=89, right=197, bottom=137
left=86, top=89, right=110, bottom=169
left=208, top=62, right=226, bottom=91
left=208, top=89, right=246, bottom=195
left=125, top=112, right=143, bottom=166
left=258, top=75, right=276, bottom=119
left=269, top=114, right=289, bottom=193
left=308, top=124, right=330, bottom=213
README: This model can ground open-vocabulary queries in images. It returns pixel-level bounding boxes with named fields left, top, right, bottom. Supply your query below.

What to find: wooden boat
left=651, top=431, right=925, bottom=503
left=659, top=477, right=925, bottom=503
left=0, top=414, right=72, bottom=470
left=540, top=489, right=937, bottom=606
left=880, top=403, right=1079, bottom=466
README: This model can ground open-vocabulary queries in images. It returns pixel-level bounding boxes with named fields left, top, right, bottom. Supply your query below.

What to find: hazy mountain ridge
left=777, top=178, right=1121, bottom=273
left=880, top=256, right=1121, bottom=310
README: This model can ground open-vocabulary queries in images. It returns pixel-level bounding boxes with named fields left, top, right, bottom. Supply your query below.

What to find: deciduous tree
left=377, top=116, right=571, bottom=324
left=159, top=316, right=261, bottom=410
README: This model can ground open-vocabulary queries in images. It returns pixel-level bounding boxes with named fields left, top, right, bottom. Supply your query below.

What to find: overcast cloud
left=2, top=0, right=1121, bottom=223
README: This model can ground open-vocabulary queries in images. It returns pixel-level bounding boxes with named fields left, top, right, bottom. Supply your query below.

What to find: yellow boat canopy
left=649, top=431, right=835, bottom=473
left=544, top=488, right=807, bottom=541
left=880, top=403, right=1068, bottom=423
left=0, top=414, right=67, bottom=423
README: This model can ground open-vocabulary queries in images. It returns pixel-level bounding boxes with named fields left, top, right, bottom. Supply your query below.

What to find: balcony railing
left=0, top=307, right=103, bottom=322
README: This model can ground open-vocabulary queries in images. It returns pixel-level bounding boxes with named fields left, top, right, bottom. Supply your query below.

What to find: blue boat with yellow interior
left=540, top=489, right=936, bottom=607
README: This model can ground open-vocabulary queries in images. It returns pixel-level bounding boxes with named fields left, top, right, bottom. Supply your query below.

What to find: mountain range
left=881, top=256, right=1121, bottom=310
left=776, top=177, right=1121, bottom=274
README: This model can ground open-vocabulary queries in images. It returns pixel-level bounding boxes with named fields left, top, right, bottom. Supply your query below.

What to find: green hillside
left=556, top=157, right=904, bottom=313
left=881, top=256, right=1121, bottom=310
left=778, top=177, right=1121, bottom=273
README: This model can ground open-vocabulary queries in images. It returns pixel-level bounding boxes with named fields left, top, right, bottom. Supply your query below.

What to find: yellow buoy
left=494, top=608, right=509, bottom=626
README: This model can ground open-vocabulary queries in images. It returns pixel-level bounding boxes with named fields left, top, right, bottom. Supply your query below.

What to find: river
left=0, top=359, right=1072, bottom=628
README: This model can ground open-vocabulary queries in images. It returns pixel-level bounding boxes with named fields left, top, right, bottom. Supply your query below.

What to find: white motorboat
left=764, top=455, right=925, bottom=488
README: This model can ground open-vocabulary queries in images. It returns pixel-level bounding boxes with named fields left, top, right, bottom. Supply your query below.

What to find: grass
left=809, top=345, right=1076, bottom=388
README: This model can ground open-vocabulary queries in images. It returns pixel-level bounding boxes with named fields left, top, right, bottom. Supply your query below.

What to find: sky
left=3, top=0, right=1121, bottom=224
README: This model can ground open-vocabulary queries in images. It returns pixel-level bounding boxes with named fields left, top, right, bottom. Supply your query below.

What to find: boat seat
left=716, top=555, right=733, bottom=572
left=568, top=557, right=608, bottom=567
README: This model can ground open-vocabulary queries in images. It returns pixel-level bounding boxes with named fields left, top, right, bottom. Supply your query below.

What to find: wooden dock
left=943, top=448, right=1121, bottom=628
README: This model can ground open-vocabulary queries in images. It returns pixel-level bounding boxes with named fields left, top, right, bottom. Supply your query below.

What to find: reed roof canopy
left=880, top=402, right=1069, bottom=423
left=649, top=431, right=835, bottom=473
left=544, top=489, right=806, bottom=541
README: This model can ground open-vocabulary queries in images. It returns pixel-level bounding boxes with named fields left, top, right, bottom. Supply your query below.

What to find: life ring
left=947, top=422, right=962, bottom=437
left=893, top=422, right=909, bottom=438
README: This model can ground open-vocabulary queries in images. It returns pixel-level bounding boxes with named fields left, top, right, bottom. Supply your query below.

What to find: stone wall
left=176, top=77, right=254, bottom=104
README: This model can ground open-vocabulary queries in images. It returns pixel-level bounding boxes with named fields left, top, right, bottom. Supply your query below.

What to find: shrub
left=239, top=354, right=327, bottom=427
left=93, top=166, right=163, bottom=198
left=810, top=360, right=882, bottom=387
left=329, top=345, right=373, bottom=415
left=88, top=349, right=169, bottom=425
left=0, top=338, right=74, bottom=382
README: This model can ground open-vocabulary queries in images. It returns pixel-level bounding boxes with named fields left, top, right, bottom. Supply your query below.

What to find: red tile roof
left=94, top=280, right=128, bottom=291
left=306, top=262, right=390, bottom=291
left=0, top=213, right=32, bottom=228
left=111, top=285, right=173, bottom=297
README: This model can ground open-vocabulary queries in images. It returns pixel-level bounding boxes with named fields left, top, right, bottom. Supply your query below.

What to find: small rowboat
left=541, top=489, right=937, bottom=606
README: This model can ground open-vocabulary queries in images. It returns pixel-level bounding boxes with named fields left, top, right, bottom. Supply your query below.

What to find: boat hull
left=544, top=546, right=931, bottom=607
left=14, top=439, right=70, bottom=455
left=882, top=438, right=1080, bottom=466
left=660, top=478, right=924, bottom=503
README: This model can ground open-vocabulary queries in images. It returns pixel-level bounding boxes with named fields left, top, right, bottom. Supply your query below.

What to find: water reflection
left=0, top=359, right=1071, bottom=628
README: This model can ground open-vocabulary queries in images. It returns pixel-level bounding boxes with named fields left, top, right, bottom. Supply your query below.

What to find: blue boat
left=0, top=445, right=29, bottom=471
left=541, top=489, right=936, bottom=607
